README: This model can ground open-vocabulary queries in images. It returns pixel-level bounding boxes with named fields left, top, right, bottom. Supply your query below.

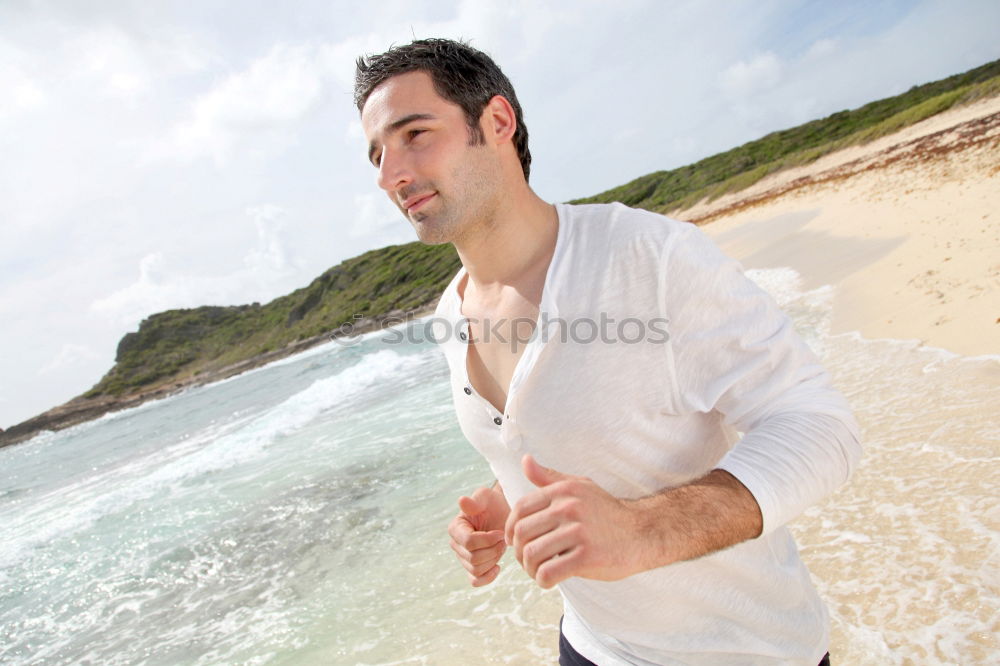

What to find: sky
left=2, top=0, right=999, bottom=428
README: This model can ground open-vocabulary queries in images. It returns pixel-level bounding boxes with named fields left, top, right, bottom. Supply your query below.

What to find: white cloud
left=0, top=40, right=46, bottom=120
left=75, top=26, right=153, bottom=100
left=39, top=343, right=101, bottom=376
left=348, top=193, right=414, bottom=247
left=806, top=38, right=838, bottom=59
left=90, top=252, right=173, bottom=328
left=719, top=51, right=784, bottom=98
left=90, top=206, right=301, bottom=329
left=12, top=78, right=44, bottom=109
left=145, top=43, right=328, bottom=165
left=244, top=204, right=292, bottom=274
left=148, top=29, right=219, bottom=74
left=319, top=33, right=395, bottom=93
left=345, top=118, right=365, bottom=143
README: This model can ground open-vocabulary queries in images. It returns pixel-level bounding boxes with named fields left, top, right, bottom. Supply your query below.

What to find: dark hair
left=354, top=38, right=531, bottom=181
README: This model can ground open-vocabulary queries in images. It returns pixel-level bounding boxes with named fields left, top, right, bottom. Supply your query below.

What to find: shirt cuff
left=716, top=412, right=861, bottom=535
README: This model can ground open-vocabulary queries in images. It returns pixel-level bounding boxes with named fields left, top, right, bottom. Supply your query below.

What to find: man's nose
left=376, top=147, right=412, bottom=193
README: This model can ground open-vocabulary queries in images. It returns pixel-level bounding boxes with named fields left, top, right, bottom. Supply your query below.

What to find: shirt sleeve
left=659, top=223, right=862, bottom=535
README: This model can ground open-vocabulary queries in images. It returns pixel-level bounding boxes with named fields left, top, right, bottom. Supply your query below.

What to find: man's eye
left=408, top=129, right=426, bottom=140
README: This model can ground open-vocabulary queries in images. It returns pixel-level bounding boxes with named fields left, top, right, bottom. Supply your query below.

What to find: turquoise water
left=0, top=331, right=543, bottom=664
left=2, top=268, right=997, bottom=664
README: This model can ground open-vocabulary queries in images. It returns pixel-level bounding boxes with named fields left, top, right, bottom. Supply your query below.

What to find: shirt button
left=463, top=387, right=472, bottom=395
left=459, top=331, right=467, bottom=341
left=493, top=416, right=502, bottom=426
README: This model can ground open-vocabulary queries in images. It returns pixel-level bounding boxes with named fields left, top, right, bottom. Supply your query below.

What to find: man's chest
left=463, top=295, right=539, bottom=414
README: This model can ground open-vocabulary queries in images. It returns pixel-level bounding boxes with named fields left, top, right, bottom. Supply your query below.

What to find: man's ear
left=482, top=94, right=517, bottom=145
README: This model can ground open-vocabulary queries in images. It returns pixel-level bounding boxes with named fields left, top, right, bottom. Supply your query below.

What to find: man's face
left=361, top=70, right=501, bottom=245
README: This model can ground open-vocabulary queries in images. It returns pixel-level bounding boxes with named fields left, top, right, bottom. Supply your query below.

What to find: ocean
left=1, top=267, right=997, bottom=665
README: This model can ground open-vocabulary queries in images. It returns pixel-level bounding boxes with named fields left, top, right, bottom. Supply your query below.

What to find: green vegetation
left=573, top=59, right=1000, bottom=214
left=86, top=59, right=1000, bottom=398
left=85, top=242, right=460, bottom=397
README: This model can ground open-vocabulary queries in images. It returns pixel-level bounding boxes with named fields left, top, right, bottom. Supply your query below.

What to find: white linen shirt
left=434, top=202, right=861, bottom=665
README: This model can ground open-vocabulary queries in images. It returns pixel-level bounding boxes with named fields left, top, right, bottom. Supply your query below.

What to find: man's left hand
left=504, top=454, right=650, bottom=589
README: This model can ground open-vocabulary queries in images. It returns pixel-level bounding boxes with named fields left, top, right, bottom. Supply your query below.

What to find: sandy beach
left=685, top=95, right=1000, bottom=357
left=680, top=97, right=1000, bottom=663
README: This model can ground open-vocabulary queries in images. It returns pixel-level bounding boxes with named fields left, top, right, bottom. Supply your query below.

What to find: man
left=355, top=38, right=860, bottom=666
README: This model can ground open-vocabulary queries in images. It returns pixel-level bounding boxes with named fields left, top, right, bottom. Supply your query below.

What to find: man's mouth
left=402, top=192, right=436, bottom=213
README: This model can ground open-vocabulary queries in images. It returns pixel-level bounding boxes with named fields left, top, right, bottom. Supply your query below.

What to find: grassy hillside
left=573, top=58, right=1000, bottom=213
left=86, top=242, right=461, bottom=397
left=87, top=58, right=1000, bottom=398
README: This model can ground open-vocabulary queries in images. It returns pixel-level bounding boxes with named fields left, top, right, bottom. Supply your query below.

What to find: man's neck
left=454, top=185, right=558, bottom=294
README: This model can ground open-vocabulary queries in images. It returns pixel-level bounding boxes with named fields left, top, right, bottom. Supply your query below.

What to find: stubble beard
left=406, top=188, right=455, bottom=246
left=407, top=152, right=500, bottom=247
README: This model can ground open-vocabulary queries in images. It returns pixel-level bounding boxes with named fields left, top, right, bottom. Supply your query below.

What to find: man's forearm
left=629, top=469, right=763, bottom=571
left=507, top=456, right=766, bottom=587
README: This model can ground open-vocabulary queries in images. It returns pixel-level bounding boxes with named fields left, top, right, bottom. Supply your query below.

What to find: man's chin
left=413, top=229, right=453, bottom=246
left=410, top=219, right=453, bottom=246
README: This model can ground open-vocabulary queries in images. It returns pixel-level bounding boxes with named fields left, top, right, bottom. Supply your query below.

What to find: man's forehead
left=361, top=70, right=455, bottom=132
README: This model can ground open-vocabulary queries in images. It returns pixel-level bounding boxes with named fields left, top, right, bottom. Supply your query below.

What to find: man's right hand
left=448, top=484, right=510, bottom=587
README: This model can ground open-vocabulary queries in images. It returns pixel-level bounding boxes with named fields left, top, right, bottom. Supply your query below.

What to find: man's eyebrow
left=367, top=113, right=437, bottom=164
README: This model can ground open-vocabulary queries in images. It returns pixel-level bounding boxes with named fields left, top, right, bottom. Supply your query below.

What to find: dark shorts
left=558, top=618, right=832, bottom=665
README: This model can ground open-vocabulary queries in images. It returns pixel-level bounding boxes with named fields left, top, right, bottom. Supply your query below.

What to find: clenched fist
left=505, top=455, right=649, bottom=589
left=448, top=483, right=511, bottom=587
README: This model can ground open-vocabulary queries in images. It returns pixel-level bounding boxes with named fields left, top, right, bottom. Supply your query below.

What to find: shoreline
left=0, top=303, right=438, bottom=449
